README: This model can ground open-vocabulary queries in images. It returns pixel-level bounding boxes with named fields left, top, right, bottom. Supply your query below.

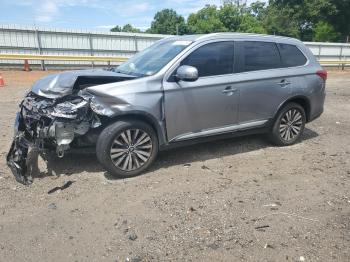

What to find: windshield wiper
left=113, top=68, right=145, bottom=77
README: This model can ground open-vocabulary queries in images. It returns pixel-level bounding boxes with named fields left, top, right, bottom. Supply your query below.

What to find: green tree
left=110, top=25, right=122, bottom=32
left=218, top=3, right=242, bottom=31
left=148, top=9, right=187, bottom=35
left=218, top=2, right=266, bottom=34
left=110, top=24, right=141, bottom=33
left=328, top=0, right=350, bottom=41
left=121, top=24, right=141, bottom=33
left=238, top=14, right=266, bottom=33
left=262, top=6, right=300, bottom=38
left=313, top=21, right=340, bottom=42
left=111, top=0, right=347, bottom=42
left=250, top=1, right=267, bottom=21
left=188, top=5, right=227, bottom=33
left=265, top=0, right=338, bottom=41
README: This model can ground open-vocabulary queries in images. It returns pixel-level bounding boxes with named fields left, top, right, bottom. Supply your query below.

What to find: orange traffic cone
left=0, top=73, right=5, bottom=87
left=23, top=59, right=31, bottom=72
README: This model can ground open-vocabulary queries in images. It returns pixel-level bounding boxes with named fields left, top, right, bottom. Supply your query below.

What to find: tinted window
left=242, top=41, right=281, bottom=72
left=278, top=43, right=307, bottom=67
left=181, top=41, right=234, bottom=77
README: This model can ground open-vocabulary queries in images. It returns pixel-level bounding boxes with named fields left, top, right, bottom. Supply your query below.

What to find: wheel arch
left=99, top=111, right=167, bottom=146
left=275, top=96, right=311, bottom=122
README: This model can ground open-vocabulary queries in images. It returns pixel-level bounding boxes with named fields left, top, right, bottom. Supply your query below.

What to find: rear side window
left=181, top=41, right=234, bottom=77
left=241, top=41, right=281, bottom=72
left=278, top=43, right=307, bottom=67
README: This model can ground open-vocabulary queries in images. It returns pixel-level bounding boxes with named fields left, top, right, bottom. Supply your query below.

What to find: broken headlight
left=51, top=98, right=88, bottom=119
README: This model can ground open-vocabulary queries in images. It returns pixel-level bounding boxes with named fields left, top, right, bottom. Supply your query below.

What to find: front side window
left=181, top=41, right=234, bottom=77
left=241, top=41, right=281, bottom=72
left=278, top=43, right=307, bottom=67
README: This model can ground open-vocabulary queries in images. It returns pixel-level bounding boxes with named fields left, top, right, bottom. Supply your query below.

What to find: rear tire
left=96, top=120, right=158, bottom=178
left=269, top=102, right=306, bottom=146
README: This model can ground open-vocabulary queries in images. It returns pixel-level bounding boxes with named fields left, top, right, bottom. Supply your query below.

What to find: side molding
left=170, top=120, right=268, bottom=142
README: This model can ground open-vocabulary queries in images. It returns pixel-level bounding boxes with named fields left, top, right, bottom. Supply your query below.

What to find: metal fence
left=305, top=42, right=350, bottom=63
left=0, top=24, right=165, bottom=69
left=0, top=24, right=349, bottom=69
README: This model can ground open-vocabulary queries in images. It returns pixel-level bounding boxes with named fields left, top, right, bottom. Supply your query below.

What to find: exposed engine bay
left=7, top=69, right=136, bottom=185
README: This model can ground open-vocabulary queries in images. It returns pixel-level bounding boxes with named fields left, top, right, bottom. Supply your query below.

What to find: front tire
left=96, top=120, right=158, bottom=178
left=269, top=103, right=306, bottom=146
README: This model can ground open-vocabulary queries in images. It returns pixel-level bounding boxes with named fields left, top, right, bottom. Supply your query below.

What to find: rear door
left=235, top=41, right=293, bottom=123
left=163, top=41, right=238, bottom=142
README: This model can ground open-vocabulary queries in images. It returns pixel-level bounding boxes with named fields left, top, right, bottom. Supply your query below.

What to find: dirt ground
left=0, top=70, right=349, bottom=262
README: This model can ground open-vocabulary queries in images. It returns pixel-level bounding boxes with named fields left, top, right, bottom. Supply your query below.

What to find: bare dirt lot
left=0, top=70, right=349, bottom=262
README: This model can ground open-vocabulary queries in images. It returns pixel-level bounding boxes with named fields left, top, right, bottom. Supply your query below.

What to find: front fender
left=81, top=91, right=167, bottom=146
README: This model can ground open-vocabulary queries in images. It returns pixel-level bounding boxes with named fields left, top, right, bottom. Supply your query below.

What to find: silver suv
left=7, top=33, right=326, bottom=184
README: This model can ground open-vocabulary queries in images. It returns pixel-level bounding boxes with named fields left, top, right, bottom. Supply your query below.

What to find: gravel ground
left=0, top=70, right=349, bottom=262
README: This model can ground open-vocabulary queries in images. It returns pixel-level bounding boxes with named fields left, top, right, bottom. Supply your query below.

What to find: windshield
left=114, top=40, right=192, bottom=76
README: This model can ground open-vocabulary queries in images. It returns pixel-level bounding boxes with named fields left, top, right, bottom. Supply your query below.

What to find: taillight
left=316, top=70, right=327, bottom=81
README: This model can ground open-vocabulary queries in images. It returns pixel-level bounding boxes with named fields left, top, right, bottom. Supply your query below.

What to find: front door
left=163, top=41, right=239, bottom=142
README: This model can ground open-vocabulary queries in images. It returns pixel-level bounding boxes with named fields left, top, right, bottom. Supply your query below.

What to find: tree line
left=111, top=0, right=350, bottom=42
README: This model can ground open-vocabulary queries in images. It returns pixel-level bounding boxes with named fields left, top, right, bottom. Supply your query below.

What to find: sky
left=0, top=0, right=263, bottom=31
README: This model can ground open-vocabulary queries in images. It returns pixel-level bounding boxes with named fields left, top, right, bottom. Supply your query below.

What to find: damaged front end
left=6, top=69, right=137, bottom=185
left=7, top=92, right=101, bottom=185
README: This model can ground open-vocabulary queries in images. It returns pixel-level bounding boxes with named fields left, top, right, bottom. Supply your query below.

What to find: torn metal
left=6, top=69, right=137, bottom=185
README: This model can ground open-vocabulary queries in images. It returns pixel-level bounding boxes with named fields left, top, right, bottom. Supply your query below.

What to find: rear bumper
left=308, top=83, right=325, bottom=122
left=308, top=107, right=323, bottom=122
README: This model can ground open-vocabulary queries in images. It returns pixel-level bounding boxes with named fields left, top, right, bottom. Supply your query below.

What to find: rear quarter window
left=278, top=43, right=307, bottom=67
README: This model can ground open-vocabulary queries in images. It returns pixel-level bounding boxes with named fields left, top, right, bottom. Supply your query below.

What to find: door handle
left=278, top=80, right=291, bottom=87
left=222, top=86, right=237, bottom=94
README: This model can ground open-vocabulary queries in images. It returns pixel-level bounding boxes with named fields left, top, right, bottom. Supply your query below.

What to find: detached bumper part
left=7, top=134, right=32, bottom=185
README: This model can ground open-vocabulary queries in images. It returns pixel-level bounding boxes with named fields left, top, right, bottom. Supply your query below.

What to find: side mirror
left=175, top=65, right=198, bottom=82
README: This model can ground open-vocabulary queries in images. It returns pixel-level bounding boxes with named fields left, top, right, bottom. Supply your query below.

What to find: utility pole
left=176, top=24, right=179, bottom=35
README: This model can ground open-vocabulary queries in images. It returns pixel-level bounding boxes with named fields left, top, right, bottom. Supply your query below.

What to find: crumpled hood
left=31, top=69, right=136, bottom=99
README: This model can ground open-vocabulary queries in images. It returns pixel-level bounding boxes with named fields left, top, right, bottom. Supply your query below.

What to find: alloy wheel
left=110, top=129, right=153, bottom=171
left=279, top=108, right=303, bottom=141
